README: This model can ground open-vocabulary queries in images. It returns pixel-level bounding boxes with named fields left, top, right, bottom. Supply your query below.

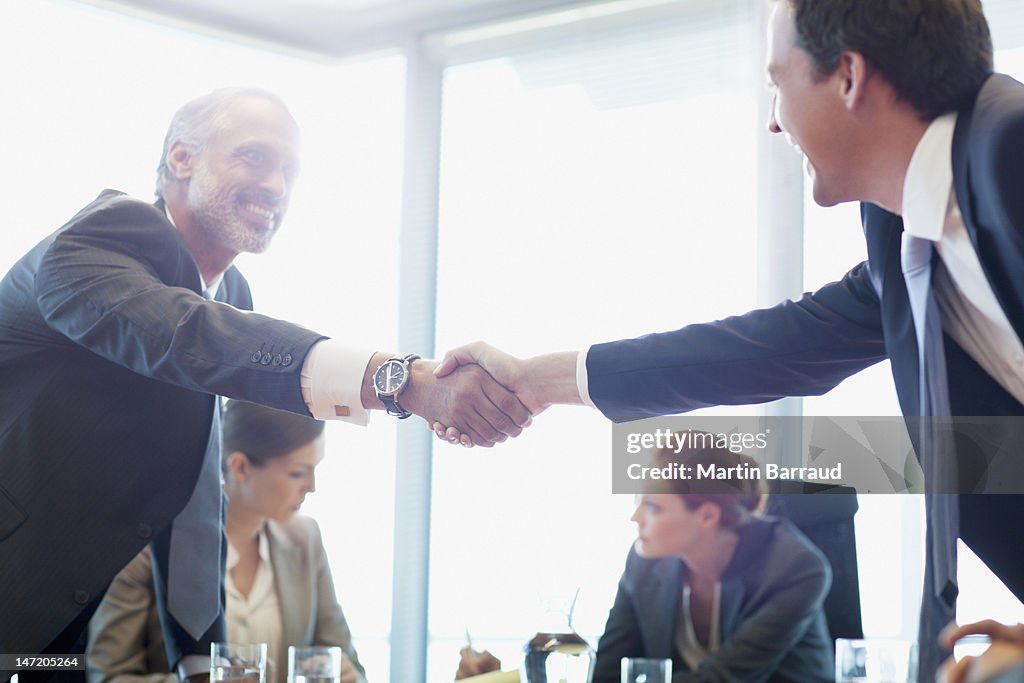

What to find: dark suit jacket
left=0, top=190, right=326, bottom=663
left=586, top=74, right=1024, bottom=571
left=593, top=517, right=833, bottom=683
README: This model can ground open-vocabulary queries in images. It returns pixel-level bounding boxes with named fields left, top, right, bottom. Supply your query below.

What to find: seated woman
left=86, top=400, right=367, bottom=683
left=593, top=439, right=833, bottom=682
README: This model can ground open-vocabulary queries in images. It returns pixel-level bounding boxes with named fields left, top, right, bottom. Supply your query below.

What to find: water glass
left=211, top=643, right=267, bottom=683
left=952, top=634, right=992, bottom=662
left=288, top=646, right=343, bottom=683
left=621, top=657, right=672, bottom=683
left=835, top=638, right=916, bottom=682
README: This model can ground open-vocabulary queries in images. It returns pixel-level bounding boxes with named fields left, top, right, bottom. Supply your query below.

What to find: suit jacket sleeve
left=85, top=547, right=177, bottom=683
left=34, top=194, right=325, bottom=414
left=308, top=522, right=368, bottom=683
left=587, top=262, right=887, bottom=421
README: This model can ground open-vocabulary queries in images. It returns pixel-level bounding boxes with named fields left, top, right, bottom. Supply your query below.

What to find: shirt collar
left=225, top=527, right=271, bottom=571
left=901, top=112, right=957, bottom=241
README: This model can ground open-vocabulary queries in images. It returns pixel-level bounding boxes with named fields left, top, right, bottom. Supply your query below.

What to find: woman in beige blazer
left=86, top=400, right=367, bottom=683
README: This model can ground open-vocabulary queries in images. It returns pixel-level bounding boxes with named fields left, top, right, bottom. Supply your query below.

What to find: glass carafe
left=521, top=631, right=595, bottom=683
left=521, top=588, right=594, bottom=683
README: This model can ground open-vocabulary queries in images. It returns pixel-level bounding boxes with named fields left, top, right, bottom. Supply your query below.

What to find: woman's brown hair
left=650, top=432, right=766, bottom=529
left=221, top=399, right=324, bottom=472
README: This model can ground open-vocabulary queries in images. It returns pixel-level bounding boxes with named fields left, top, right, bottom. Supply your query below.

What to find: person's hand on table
left=939, top=620, right=1024, bottom=683
left=339, top=654, right=360, bottom=683
left=455, top=647, right=502, bottom=680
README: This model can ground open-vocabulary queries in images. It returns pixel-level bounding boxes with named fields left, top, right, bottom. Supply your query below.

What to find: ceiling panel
left=83, top=0, right=592, bottom=58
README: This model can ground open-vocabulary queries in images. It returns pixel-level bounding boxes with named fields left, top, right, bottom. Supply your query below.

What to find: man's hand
left=939, top=620, right=1024, bottom=683
left=435, top=342, right=547, bottom=414
left=397, top=357, right=532, bottom=448
left=432, top=343, right=582, bottom=446
left=455, top=647, right=502, bottom=680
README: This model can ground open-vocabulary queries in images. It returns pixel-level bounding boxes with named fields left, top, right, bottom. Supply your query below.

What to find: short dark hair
left=786, top=0, right=993, bottom=119
left=222, top=399, right=324, bottom=471
left=649, top=434, right=766, bottom=530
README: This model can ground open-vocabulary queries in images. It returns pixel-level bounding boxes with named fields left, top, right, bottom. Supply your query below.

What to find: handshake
left=379, top=342, right=581, bottom=448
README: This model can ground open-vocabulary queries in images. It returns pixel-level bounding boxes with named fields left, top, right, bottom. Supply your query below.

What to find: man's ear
left=166, top=141, right=195, bottom=181
left=837, top=51, right=869, bottom=111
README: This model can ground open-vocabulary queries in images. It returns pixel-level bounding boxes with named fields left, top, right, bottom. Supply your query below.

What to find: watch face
left=374, top=359, right=407, bottom=395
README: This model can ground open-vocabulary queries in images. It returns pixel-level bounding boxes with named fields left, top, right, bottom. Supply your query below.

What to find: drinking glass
left=211, top=643, right=267, bottom=683
left=835, top=638, right=916, bottom=682
left=621, top=657, right=672, bottom=683
left=287, top=646, right=342, bottom=683
left=952, top=634, right=992, bottom=662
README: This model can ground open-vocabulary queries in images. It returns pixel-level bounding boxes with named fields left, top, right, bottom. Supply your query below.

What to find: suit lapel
left=268, top=521, right=312, bottom=646
left=951, top=80, right=1024, bottom=347
left=718, top=519, right=775, bottom=642
left=951, top=98, right=977, bottom=254
left=637, top=558, right=682, bottom=658
left=718, top=576, right=746, bottom=642
left=151, top=197, right=204, bottom=296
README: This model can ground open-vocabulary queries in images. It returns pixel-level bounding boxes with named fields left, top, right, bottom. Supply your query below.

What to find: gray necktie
left=167, top=290, right=224, bottom=640
left=903, top=234, right=958, bottom=607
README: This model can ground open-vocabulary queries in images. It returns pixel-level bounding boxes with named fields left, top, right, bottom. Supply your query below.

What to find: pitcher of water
left=520, top=587, right=594, bottom=683
left=521, top=630, right=595, bottom=683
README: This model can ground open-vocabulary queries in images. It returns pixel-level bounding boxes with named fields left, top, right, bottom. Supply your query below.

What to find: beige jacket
left=86, top=515, right=367, bottom=683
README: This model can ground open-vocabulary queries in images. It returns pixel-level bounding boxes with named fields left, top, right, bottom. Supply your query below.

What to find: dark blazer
left=0, top=190, right=326, bottom=663
left=594, top=517, right=833, bottom=683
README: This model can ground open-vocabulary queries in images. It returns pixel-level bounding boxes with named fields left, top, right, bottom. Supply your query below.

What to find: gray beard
left=188, top=166, right=275, bottom=254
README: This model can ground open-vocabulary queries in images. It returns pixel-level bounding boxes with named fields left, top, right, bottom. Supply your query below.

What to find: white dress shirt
left=901, top=113, right=1024, bottom=405
left=676, top=581, right=721, bottom=671
left=299, top=341, right=373, bottom=424
left=225, top=530, right=284, bottom=683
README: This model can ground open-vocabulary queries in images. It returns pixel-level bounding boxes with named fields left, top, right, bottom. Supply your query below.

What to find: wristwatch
left=373, top=353, right=421, bottom=418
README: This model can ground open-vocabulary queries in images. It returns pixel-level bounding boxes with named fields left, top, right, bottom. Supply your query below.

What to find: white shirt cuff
left=300, top=339, right=374, bottom=425
left=576, top=347, right=597, bottom=409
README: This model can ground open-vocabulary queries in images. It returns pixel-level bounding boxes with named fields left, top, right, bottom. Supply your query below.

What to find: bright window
left=429, top=2, right=761, bottom=679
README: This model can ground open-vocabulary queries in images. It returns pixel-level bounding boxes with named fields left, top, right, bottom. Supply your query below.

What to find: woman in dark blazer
left=594, top=439, right=833, bottom=683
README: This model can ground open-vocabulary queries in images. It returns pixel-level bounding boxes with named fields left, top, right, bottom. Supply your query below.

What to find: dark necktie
left=903, top=235, right=958, bottom=606
left=904, top=235, right=958, bottom=682
left=166, top=291, right=224, bottom=639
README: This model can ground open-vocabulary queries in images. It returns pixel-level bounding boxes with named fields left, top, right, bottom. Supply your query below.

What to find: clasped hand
left=399, top=352, right=534, bottom=448
left=427, top=342, right=549, bottom=448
